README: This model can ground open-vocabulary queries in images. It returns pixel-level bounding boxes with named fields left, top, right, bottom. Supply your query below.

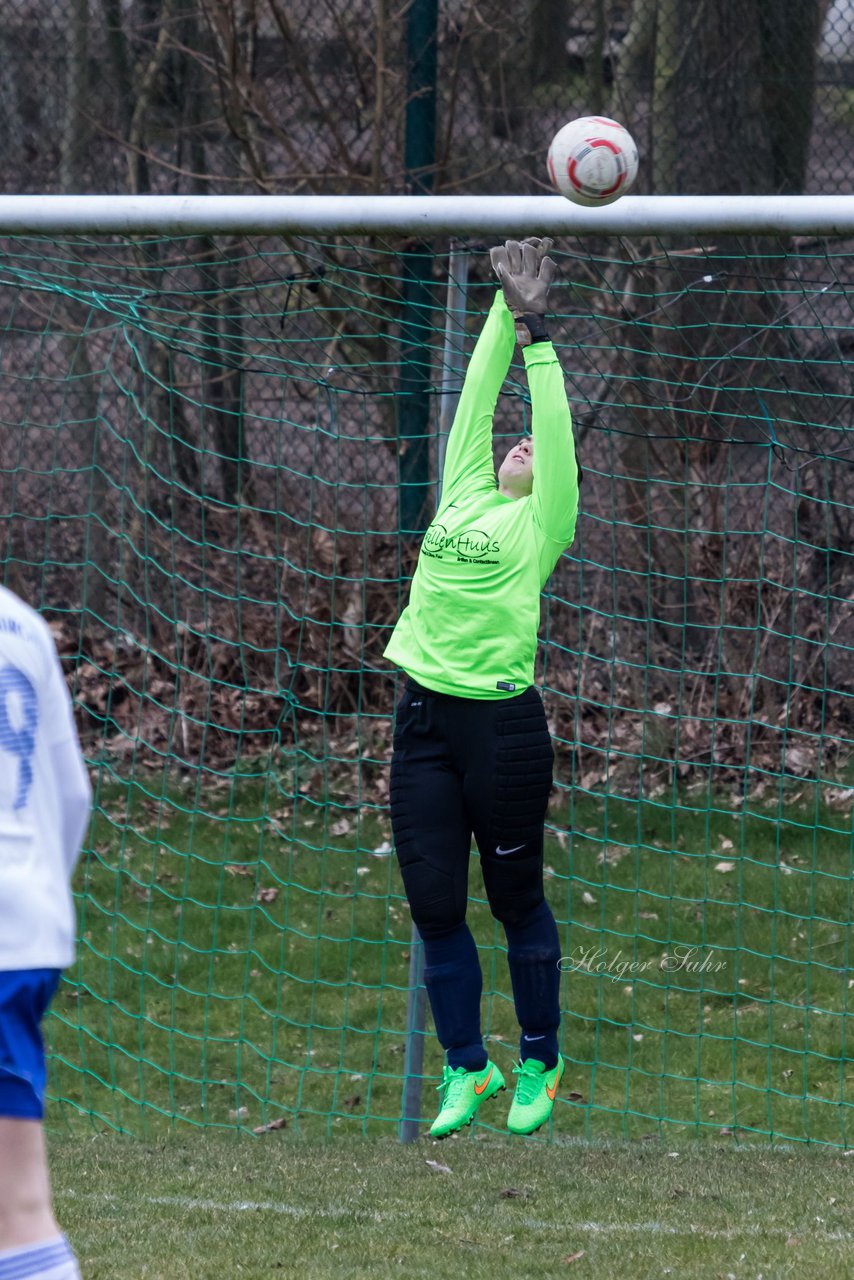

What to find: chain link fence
left=0, top=1, right=850, bottom=197
left=1, top=3, right=854, bottom=778
left=0, top=230, right=852, bottom=787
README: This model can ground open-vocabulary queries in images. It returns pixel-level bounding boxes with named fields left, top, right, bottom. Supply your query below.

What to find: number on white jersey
left=0, top=664, right=39, bottom=811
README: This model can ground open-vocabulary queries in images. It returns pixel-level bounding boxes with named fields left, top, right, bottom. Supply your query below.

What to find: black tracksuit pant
left=390, top=677, right=562, bottom=1071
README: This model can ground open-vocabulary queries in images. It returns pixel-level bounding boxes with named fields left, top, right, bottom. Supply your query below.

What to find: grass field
left=42, top=762, right=854, bottom=1148
left=49, top=1130, right=854, bottom=1279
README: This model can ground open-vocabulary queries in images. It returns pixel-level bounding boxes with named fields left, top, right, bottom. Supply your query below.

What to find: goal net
left=2, top=198, right=852, bottom=1144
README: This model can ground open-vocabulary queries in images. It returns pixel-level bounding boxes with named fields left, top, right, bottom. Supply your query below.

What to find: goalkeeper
left=385, top=239, right=580, bottom=1137
left=0, top=585, right=92, bottom=1278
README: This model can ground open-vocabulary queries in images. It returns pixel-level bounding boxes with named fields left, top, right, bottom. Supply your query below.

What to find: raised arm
left=490, top=239, right=579, bottom=545
left=525, top=342, right=579, bottom=545
left=439, top=291, right=515, bottom=504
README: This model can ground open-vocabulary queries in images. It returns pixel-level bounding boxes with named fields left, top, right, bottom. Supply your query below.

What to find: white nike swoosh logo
left=523, top=1034, right=545, bottom=1041
left=495, top=844, right=525, bottom=856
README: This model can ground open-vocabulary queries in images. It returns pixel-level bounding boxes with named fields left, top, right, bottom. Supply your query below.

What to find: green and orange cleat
left=506, top=1054, right=564, bottom=1135
left=429, top=1060, right=506, bottom=1139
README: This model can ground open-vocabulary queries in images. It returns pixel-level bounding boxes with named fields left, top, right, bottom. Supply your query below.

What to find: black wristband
left=514, top=313, right=550, bottom=345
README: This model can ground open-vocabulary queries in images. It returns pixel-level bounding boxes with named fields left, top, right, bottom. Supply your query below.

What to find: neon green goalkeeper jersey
left=384, top=291, right=579, bottom=699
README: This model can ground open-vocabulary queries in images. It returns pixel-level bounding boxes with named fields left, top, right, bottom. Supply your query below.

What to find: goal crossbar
left=1, top=194, right=854, bottom=236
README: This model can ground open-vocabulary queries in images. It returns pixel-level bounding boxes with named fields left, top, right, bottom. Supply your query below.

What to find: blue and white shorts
left=0, top=968, right=61, bottom=1119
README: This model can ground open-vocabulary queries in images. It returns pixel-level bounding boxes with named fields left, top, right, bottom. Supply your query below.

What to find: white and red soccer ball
left=547, top=116, right=639, bottom=206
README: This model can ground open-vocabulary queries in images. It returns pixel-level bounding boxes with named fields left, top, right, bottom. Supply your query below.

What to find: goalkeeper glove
left=489, top=237, right=556, bottom=345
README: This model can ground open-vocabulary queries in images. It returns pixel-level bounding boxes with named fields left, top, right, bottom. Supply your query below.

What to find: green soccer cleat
left=429, top=1060, right=506, bottom=1139
left=506, top=1054, right=564, bottom=1135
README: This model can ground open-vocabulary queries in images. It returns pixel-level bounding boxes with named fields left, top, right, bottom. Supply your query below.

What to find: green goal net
left=1, top=225, right=852, bottom=1145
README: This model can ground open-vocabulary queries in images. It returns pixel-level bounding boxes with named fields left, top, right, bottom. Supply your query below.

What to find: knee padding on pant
left=397, top=858, right=468, bottom=937
left=481, top=851, right=545, bottom=927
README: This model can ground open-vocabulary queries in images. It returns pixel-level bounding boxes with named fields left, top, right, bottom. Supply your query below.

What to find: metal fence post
left=437, top=246, right=470, bottom=503
left=399, top=245, right=470, bottom=1144
left=399, top=928, right=427, bottom=1143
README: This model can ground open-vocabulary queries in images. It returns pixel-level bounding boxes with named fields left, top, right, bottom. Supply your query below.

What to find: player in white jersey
left=0, top=585, right=92, bottom=1280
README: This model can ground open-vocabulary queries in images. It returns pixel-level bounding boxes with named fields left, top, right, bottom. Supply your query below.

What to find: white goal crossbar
left=0, top=195, right=853, bottom=236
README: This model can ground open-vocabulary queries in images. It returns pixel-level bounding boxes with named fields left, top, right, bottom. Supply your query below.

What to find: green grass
left=49, top=1130, right=854, bottom=1279
left=44, top=761, right=854, bottom=1146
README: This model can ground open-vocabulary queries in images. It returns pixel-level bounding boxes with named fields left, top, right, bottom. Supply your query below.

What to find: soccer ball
left=547, top=116, right=639, bottom=206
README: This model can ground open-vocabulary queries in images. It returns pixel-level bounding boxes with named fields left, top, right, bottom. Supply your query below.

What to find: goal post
left=1, top=193, right=854, bottom=234
left=1, top=197, right=852, bottom=1146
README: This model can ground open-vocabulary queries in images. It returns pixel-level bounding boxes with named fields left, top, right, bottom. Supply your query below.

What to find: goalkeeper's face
left=497, top=436, right=533, bottom=498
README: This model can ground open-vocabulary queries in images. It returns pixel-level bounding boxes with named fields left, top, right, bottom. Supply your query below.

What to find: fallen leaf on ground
left=252, top=1118, right=287, bottom=1135
left=425, top=1159, right=452, bottom=1174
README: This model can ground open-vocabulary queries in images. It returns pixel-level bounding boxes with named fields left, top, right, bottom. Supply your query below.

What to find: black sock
left=504, top=899, right=561, bottom=1070
left=422, top=922, right=488, bottom=1072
